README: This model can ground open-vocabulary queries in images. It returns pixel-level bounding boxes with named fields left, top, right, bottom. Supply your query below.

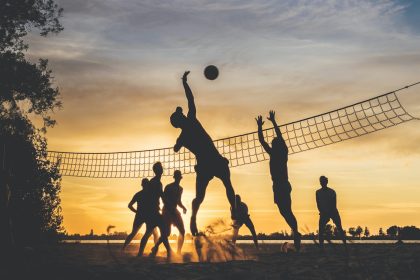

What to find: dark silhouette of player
left=256, top=110, right=301, bottom=250
left=152, top=170, right=187, bottom=255
left=316, top=175, right=346, bottom=248
left=170, top=71, right=236, bottom=236
left=138, top=162, right=173, bottom=257
left=231, top=195, right=258, bottom=249
left=122, top=178, right=159, bottom=250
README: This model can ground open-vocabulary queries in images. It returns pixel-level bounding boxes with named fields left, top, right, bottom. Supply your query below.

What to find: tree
left=324, top=224, right=334, bottom=241
left=387, top=226, right=399, bottom=239
left=378, top=227, right=384, bottom=236
left=1, top=0, right=63, bottom=247
left=348, top=227, right=357, bottom=238
left=355, top=226, right=363, bottom=239
left=364, top=227, right=370, bottom=238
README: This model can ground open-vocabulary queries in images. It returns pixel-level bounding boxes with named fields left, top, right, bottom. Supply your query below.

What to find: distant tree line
left=61, top=225, right=420, bottom=241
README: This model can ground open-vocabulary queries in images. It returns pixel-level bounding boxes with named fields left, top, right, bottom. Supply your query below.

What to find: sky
left=25, top=0, right=420, bottom=235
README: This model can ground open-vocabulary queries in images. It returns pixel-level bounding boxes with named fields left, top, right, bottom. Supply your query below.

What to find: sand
left=1, top=242, right=419, bottom=279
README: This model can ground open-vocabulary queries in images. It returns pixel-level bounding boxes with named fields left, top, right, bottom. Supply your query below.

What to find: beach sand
left=1, top=242, right=419, bottom=279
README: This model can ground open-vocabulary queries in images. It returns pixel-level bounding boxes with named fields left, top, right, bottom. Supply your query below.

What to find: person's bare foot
left=190, top=216, right=198, bottom=236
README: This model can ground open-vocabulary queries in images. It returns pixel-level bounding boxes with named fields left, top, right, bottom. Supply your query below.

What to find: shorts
left=194, top=156, right=230, bottom=181
left=133, top=214, right=146, bottom=228
left=162, top=208, right=185, bottom=236
left=233, top=215, right=251, bottom=229
left=273, top=181, right=292, bottom=205
left=319, top=210, right=342, bottom=227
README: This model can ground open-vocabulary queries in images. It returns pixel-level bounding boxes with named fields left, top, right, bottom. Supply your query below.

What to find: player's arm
left=333, top=190, right=337, bottom=209
left=174, top=136, right=183, bottom=152
left=267, top=110, right=288, bottom=151
left=182, top=71, right=196, bottom=118
left=316, top=191, right=321, bottom=213
left=178, top=188, right=187, bottom=214
left=128, top=195, right=137, bottom=213
left=256, top=115, right=271, bottom=154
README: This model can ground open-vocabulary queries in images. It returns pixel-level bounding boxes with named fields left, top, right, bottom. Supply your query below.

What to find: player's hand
left=267, top=110, right=276, bottom=122
left=182, top=71, right=190, bottom=83
left=255, top=115, right=264, bottom=127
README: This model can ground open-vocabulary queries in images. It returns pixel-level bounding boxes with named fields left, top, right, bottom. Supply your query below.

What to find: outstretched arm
left=267, top=110, right=288, bottom=151
left=182, top=71, right=196, bottom=118
left=256, top=115, right=271, bottom=154
left=128, top=195, right=137, bottom=213
left=267, top=110, right=282, bottom=139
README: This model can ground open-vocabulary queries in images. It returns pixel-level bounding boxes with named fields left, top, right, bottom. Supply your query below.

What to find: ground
left=1, top=243, right=419, bottom=279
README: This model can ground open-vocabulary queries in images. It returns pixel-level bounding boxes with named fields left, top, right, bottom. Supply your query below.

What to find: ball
left=204, top=65, right=219, bottom=80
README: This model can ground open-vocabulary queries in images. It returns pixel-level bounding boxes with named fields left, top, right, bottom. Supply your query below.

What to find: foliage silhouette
left=0, top=0, right=63, bottom=247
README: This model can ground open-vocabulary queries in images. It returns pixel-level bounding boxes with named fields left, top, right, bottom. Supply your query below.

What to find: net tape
left=47, top=91, right=417, bottom=178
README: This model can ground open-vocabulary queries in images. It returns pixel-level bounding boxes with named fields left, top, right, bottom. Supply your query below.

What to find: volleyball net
left=47, top=85, right=419, bottom=178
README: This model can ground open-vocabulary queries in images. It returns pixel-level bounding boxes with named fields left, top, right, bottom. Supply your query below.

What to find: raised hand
left=182, top=71, right=190, bottom=83
left=255, top=115, right=264, bottom=127
left=267, top=110, right=276, bottom=122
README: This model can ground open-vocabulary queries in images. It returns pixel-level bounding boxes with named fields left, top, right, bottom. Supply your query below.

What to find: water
left=61, top=239, right=420, bottom=244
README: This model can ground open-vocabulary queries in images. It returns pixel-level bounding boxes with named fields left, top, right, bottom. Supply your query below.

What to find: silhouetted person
left=256, top=110, right=301, bottom=250
left=170, top=71, right=236, bottom=236
left=316, top=176, right=346, bottom=249
left=152, top=170, right=187, bottom=255
left=231, top=195, right=258, bottom=249
left=122, top=178, right=158, bottom=250
left=138, top=162, right=172, bottom=257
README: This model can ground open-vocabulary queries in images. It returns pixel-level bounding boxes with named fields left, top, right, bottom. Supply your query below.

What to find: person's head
left=170, top=107, right=187, bottom=129
left=235, top=194, right=241, bottom=204
left=173, top=170, right=182, bottom=182
left=153, top=162, right=163, bottom=176
left=320, top=175, right=328, bottom=187
left=141, top=178, right=149, bottom=190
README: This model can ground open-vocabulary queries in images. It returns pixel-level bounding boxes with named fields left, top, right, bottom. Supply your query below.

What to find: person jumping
left=170, top=71, right=236, bottom=236
left=256, top=110, right=301, bottom=251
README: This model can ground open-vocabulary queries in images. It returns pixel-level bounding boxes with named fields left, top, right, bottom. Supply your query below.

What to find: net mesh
left=47, top=91, right=417, bottom=178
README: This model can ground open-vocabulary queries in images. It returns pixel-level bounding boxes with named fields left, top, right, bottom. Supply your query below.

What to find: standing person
left=122, top=178, right=159, bottom=250
left=170, top=71, right=236, bottom=236
left=231, top=195, right=258, bottom=249
left=316, top=175, right=346, bottom=249
left=152, top=170, right=187, bottom=255
left=256, top=110, right=301, bottom=251
left=138, top=162, right=172, bottom=258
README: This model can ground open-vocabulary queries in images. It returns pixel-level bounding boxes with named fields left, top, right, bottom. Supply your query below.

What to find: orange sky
left=26, top=0, right=420, bottom=235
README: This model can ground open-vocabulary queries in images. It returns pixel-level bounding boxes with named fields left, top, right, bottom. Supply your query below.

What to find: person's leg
left=231, top=225, right=240, bottom=244
left=244, top=218, right=259, bottom=249
left=332, top=212, right=347, bottom=246
left=276, top=192, right=300, bottom=250
left=216, top=160, right=236, bottom=208
left=152, top=227, right=160, bottom=244
left=173, top=211, right=185, bottom=254
left=318, top=216, right=329, bottom=249
left=191, top=173, right=211, bottom=236
left=138, top=224, right=154, bottom=256
left=276, top=194, right=299, bottom=234
left=151, top=215, right=173, bottom=258
left=123, top=218, right=142, bottom=250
